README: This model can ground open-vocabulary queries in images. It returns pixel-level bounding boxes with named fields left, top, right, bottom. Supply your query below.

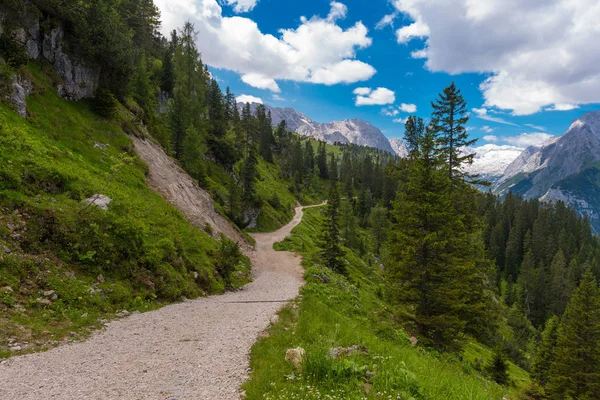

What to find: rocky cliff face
left=493, top=111, right=600, bottom=231
left=0, top=7, right=99, bottom=116
left=240, top=102, right=396, bottom=153
left=389, top=138, right=408, bottom=157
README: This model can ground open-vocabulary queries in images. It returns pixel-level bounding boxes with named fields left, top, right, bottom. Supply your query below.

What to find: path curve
left=0, top=205, right=319, bottom=400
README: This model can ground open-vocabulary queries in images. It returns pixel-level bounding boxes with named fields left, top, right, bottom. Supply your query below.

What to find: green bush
left=212, top=234, right=243, bottom=287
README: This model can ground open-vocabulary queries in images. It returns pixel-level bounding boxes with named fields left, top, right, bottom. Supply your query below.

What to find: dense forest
left=1, top=0, right=600, bottom=398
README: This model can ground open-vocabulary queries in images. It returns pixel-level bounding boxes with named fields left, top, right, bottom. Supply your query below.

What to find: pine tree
left=547, top=269, right=600, bottom=399
left=160, top=30, right=177, bottom=95
left=369, top=206, right=388, bottom=255
left=385, top=126, right=462, bottom=349
left=517, top=249, right=537, bottom=319
left=180, top=126, right=206, bottom=184
left=224, top=87, right=236, bottom=121
left=486, top=346, right=510, bottom=385
left=275, top=120, right=287, bottom=150
left=241, top=147, right=258, bottom=207
left=532, top=315, right=559, bottom=386
left=328, top=153, right=338, bottom=182
left=430, top=82, right=476, bottom=183
left=258, top=109, right=274, bottom=163
left=291, top=141, right=304, bottom=190
left=133, top=54, right=156, bottom=123
left=340, top=199, right=360, bottom=250
left=317, top=142, right=329, bottom=179
left=228, top=177, right=242, bottom=225
left=303, top=141, right=315, bottom=177
left=320, top=181, right=345, bottom=274
left=208, top=79, right=226, bottom=137
left=549, top=250, right=574, bottom=317
left=404, top=116, right=425, bottom=156
left=241, top=103, right=254, bottom=154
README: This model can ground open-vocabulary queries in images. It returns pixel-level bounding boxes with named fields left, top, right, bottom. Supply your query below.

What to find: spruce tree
left=258, top=111, right=274, bottom=163
left=160, top=30, right=177, bottom=95
left=224, top=87, right=236, bottom=121
left=208, top=79, right=226, bottom=137
left=430, top=82, right=476, bottom=183
left=549, top=250, right=574, bottom=317
left=369, top=206, right=388, bottom=255
left=320, top=181, right=345, bottom=274
left=547, top=269, right=600, bottom=399
left=403, top=116, right=425, bottom=156
left=340, top=199, right=360, bottom=250
left=228, top=177, right=242, bottom=225
left=241, top=147, right=258, bottom=208
left=303, top=141, right=315, bottom=176
left=486, top=346, right=510, bottom=385
left=328, top=153, right=338, bottom=181
left=317, top=142, right=329, bottom=179
left=385, top=126, right=462, bottom=349
left=532, top=315, right=559, bottom=386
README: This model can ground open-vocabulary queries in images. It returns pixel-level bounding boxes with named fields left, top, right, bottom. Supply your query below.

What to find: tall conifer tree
left=430, top=82, right=476, bottom=183
left=547, top=269, right=600, bottom=398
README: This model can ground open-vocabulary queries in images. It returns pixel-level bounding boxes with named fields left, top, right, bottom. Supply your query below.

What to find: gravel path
left=0, top=205, right=315, bottom=400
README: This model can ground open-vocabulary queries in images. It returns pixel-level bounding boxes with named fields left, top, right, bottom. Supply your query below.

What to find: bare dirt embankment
left=132, top=137, right=250, bottom=250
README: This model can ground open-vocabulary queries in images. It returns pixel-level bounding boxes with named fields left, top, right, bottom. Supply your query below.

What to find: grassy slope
left=0, top=65, right=250, bottom=357
left=243, top=207, right=527, bottom=399
left=203, top=139, right=330, bottom=233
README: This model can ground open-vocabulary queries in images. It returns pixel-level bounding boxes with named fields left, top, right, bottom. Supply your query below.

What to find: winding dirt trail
left=0, top=205, right=318, bottom=400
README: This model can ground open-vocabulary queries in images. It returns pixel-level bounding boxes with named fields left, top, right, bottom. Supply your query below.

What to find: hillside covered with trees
left=1, top=1, right=599, bottom=398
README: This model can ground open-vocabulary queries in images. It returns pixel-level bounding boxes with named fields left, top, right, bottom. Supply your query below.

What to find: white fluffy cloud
left=399, top=103, right=417, bottom=113
left=236, top=94, right=262, bottom=104
left=546, top=103, right=580, bottom=112
left=393, top=117, right=409, bottom=124
left=222, top=0, right=258, bottom=13
left=241, top=73, right=280, bottom=92
left=375, top=12, right=398, bottom=30
left=156, top=0, right=375, bottom=91
left=382, top=106, right=399, bottom=117
left=354, top=87, right=396, bottom=106
left=390, top=0, right=600, bottom=115
left=481, top=126, right=494, bottom=134
left=483, top=135, right=498, bottom=142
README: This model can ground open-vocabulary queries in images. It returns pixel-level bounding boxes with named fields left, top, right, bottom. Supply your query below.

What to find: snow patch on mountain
left=463, top=144, right=524, bottom=177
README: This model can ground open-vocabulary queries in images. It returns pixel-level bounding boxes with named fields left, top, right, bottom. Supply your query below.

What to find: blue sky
left=156, top=0, right=600, bottom=148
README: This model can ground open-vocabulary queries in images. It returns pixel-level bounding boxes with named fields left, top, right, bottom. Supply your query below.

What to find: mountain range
left=239, top=103, right=400, bottom=155
left=493, top=111, right=600, bottom=232
left=242, top=101, right=600, bottom=231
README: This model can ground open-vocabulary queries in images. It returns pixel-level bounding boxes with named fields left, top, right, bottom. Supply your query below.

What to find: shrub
left=212, top=234, right=242, bottom=288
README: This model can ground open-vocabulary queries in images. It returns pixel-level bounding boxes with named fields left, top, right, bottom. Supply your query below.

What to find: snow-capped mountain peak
left=238, top=102, right=395, bottom=153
